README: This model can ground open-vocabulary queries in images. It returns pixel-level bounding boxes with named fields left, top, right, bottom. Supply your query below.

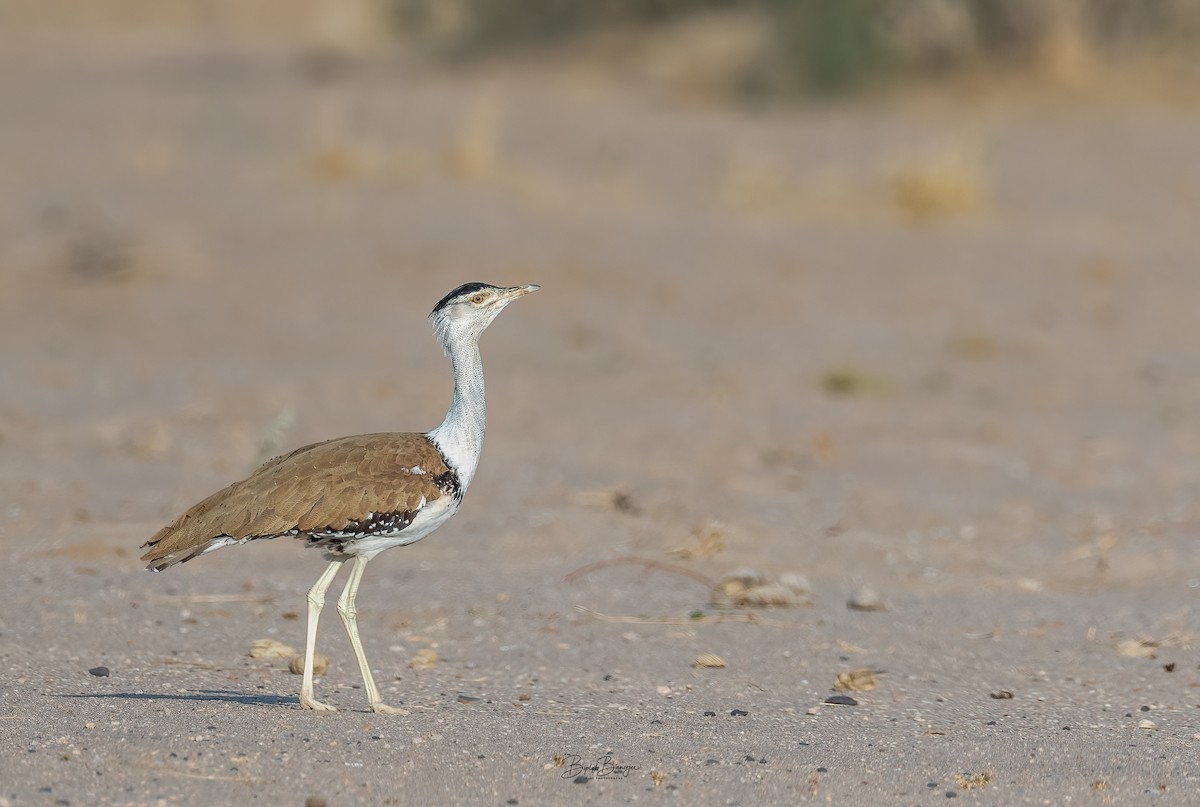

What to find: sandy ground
left=2, top=36, right=1200, bottom=806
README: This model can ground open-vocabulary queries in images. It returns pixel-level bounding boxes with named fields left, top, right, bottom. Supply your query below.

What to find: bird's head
left=430, top=282, right=539, bottom=351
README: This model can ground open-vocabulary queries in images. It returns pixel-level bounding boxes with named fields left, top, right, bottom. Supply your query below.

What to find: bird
left=140, top=282, right=539, bottom=713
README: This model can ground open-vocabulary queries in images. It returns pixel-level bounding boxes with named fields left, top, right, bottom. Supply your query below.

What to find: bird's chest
left=345, top=494, right=461, bottom=559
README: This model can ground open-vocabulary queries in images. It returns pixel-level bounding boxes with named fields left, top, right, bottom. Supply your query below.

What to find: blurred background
left=5, top=8, right=1200, bottom=799
left=3, top=0, right=1200, bottom=599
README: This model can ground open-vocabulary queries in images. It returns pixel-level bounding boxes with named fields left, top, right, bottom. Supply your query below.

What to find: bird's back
left=141, top=432, right=459, bottom=570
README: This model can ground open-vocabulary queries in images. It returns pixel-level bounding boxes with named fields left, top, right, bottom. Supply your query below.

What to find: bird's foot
left=370, top=702, right=409, bottom=715
left=300, top=694, right=337, bottom=712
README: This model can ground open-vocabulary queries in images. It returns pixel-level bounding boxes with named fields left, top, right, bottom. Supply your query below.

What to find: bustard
left=141, top=282, right=539, bottom=713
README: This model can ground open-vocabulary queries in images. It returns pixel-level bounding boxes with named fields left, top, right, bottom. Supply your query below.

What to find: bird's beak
left=503, top=284, right=540, bottom=299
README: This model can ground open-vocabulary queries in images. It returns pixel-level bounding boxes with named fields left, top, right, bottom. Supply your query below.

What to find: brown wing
left=141, top=433, right=451, bottom=570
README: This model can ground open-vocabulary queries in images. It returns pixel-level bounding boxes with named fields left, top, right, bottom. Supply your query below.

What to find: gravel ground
left=2, top=36, right=1200, bottom=806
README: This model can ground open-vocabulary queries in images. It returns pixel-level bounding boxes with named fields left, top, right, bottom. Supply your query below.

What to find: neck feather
left=427, top=337, right=486, bottom=489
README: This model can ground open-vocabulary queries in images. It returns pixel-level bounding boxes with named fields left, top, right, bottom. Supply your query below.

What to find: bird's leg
left=336, top=554, right=407, bottom=714
left=300, top=559, right=344, bottom=712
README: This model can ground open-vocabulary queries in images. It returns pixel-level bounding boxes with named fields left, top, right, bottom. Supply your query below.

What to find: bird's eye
left=471, top=293, right=487, bottom=304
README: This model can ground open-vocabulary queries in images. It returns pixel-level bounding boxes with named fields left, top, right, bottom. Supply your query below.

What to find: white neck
left=427, top=338, right=486, bottom=490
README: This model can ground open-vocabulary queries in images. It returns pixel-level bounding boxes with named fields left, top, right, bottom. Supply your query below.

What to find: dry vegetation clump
left=393, top=0, right=1200, bottom=95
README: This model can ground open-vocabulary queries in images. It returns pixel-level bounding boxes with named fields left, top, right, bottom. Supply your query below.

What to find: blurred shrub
left=392, top=0, right=744, bottom=52
left=968, top=0, right=1200, bottom=58
left=767, top=0, right=1200, bottom=93
left=769, top=0, right=892, bottom=94
left=391, top=0, right=1200, bottom=93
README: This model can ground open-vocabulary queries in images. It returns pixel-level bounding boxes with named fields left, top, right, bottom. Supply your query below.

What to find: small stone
left=457, top=694, right=483, bottom=704
left=694, top=653, right=726, bottom=668
left=846, top=587, right=887, bottom=612
left=730, top=709, right=749, bottom=717
left=409, top=648, right=438, bottom=670
left=1116, top=638, right=1158, bottom=658
left=712, top=568, right=813, bottom=608
left=1138, top=719, right=1157, bottom=730
left=610, top=490, right=637, bottom=514
left=778, top=571, right=812, bottom=595
left=989, top=690, right=1014, bottom=699
left=249, top=639, right=297, bottom=659
left=719, top=567, right=766, bottom=589
left=711, top=568, right=763, bottom=608
left=83, top=722, right=95, bottom=729
left=88, top=666, right=110, bottom=677
left=833, top=669, right=878, bottom=692
left=305, top=798, right=327, bottom=807
left=703, top=711, right=716, bottom=717
left=825, top=695, right=858, bottom=706
left=288, top=654, right=328, bottom=676
left=740, top=582, right=805, bottom=608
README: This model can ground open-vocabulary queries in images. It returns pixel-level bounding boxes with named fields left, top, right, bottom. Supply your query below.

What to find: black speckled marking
left=435, top=468, right=463, bottom=502
left=300, top=510, right=420, bottom=554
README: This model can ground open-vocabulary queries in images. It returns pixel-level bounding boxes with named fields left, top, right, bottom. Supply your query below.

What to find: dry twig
left=573, top=605, right=804, bottom=628
left=564, top=557, right=714, bottom=588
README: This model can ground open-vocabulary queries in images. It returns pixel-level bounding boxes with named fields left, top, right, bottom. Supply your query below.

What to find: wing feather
left=141, top=433, right=452, bottom=569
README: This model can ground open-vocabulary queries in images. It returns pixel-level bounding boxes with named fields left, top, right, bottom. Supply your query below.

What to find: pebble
left=712, top=580, right=809, bottom=608
left=694, top=653, right=726, bottom=668
left=288, top=654, right=328, bottom=676
left=1138, top=719, right=1157, bottom=730
left=846, top=586, right=887, bottom=612
left=825, top=695, right=858, bottom=706
left=711, top=568, right=816, bottom=608
left=718, top=568, right=766, bottom=589
left=88, top=666, right=109, bottom=677
left=730, top=709, right=749, bottom=717
left=989, top=690, right=1014, bottom=699
left=740, top=582, right=806, bottom=607
left=1116, top=638, right=1158, bottom=659
left=833, top=669, right=877, bottom=692
left=248, top=639, right=297, bottom=659
left=778, top=571, right=812, bottom=595
left=712, top=569, right=760, bottom=607
left=409, top=648, right=438, bottom=670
